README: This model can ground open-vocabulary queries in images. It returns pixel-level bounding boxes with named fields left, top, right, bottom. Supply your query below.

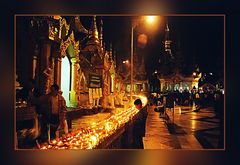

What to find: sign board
left=89, top=74, right=102, bottom=88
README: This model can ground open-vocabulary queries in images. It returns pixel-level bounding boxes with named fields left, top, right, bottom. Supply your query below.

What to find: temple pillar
left=39, top=40, right=52, bottom=95
left=110, top=73, right=115, bottom=93
left=160, top=79, right=165, bottom=92
left=53, top=50, right=62, bottom=87
left=143, top=83, right=146, bottom=92
left=180, top=82, right=183, bottom=89
left=102, top=71, right=108, bottom=108
left=32, top=56, right=37, bottom=79
left=69, top=58, right=78, bottom=107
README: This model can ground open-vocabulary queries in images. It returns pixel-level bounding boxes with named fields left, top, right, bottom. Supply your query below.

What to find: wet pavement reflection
left=144, top=105, right=223, bottom=149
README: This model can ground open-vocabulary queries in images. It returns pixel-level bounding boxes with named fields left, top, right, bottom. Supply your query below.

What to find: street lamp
left=130, top=16, right=158, bottom=103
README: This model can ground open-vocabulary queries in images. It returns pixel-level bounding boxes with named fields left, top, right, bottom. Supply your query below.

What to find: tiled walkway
left=143, top=106, right=203, bottom=149
left=172, top=105, right=223, bottom=149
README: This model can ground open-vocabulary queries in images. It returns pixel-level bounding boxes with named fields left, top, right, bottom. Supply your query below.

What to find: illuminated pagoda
left=16, top=15, right=120, bottom=109
left=157, top=20, right=201, bottom=92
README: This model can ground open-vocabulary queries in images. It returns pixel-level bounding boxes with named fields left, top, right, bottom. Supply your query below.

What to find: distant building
left=157, top=20, right=201, bottom=92
left=158, top=71, right=201, bottom=92
left=117, top=51, right=148, bottom=95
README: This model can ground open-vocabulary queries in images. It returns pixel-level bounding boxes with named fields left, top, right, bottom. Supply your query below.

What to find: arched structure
left=60, top=31, right=80, bottom=107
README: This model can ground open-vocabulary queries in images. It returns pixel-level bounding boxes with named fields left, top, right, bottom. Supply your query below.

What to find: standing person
left=195, top=91, right=200, bottom=107
left=31, top=84, right=68, bottom=142
left=56, top=90, right=69, bottom=138
left=166, top=92, right=175, bottom=110
left=133, top=98, right=148, bottom=149
left=194, top=91, right=201, bottom=111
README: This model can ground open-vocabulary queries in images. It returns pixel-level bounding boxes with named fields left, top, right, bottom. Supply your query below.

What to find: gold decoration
left=60, top=32, right=80, bottom=58
left=48, top=24, right=59, bottom=41
left=60, top=40, right=68, bottom=56
left=73, top=40, right=80, bottom=58
left=48, top=25, right=55, bottom=40
left=59, top=18, right=70, bottom=39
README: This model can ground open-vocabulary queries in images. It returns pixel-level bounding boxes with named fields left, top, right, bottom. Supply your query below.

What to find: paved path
left=170, top=105, right=223, bottom=149
left=143, top=106, right=203, bottom=149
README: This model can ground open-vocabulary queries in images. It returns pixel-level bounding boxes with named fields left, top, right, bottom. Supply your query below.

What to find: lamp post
left=130, top=23, right=134, bottom=104
left=130, top=16, right=158, bottom=103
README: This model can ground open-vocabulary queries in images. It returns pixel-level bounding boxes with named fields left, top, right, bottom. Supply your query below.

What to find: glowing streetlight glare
left=145, top=16, right=157, bottom=24
left=130, top=15, right=159, bottom=102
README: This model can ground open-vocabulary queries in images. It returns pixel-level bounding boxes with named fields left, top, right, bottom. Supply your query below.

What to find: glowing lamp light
left=52, top=140, right=57, bottom=144
left=145, top=16, right=157, bottom=24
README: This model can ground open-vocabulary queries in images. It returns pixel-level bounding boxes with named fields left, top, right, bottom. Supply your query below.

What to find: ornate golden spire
left=99, top=17, right=103, bottom=47
left=109, top=43, right=113, bottom=61
left=114, top=49, right=117, bottom=68
left=164, top=19, right=172, bottom=56
left=166, top=22, right=170, bottom=32
left=103, top=42, right=106, bottom=52
left=90, top=15, right=99, bottom=39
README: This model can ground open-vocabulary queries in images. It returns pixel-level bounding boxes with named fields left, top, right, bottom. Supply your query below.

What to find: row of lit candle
left=40, top=95, right=147, bottom=150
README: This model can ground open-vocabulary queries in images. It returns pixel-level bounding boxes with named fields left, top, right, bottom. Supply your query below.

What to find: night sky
left=80, top=15, right=224, bottom=78
left=168, top=16, right=224, bottom=74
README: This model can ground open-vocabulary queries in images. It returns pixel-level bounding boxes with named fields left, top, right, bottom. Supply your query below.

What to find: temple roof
left=74, top=16, right=88, bottom=34
left=87, top=16, right=100, bottom=45
left=83, top=16, right=103, bottom=59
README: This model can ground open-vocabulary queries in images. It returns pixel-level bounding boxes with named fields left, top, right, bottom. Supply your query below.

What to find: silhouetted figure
left=194, top=91, right=201, bottom=111
left=166, top=92, right=174, bottom=109
left=133, top=98, right=148, bottom=149
left=31, top=84, right=68, bottom=142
